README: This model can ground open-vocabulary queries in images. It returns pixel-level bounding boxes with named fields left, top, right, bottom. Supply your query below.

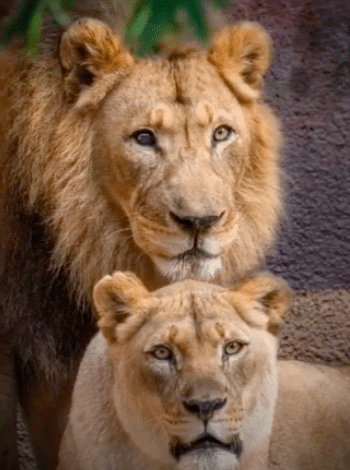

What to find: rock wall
left=222, top=0, right=350, bottom=291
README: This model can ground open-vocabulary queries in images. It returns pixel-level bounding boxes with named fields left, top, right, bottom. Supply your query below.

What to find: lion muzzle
left=171, top=433, right=243, bottom=460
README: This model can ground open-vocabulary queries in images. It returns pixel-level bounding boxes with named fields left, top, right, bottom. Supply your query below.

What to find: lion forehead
left=133, top=292, right=254, bottom=349
left=104, top=57, right=243, bottom=122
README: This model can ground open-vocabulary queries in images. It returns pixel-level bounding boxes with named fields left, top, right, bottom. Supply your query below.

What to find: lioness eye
left=212, top=125, right=232, bottom=143
left=224, top=341, right=243, bottom=356
left=151, top=345, right=173, bottom=361
left=132, top=129, right=157, bottom=146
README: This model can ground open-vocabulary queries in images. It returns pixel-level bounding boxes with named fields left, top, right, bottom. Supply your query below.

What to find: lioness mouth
left=171, top=434, right=243, bottom=460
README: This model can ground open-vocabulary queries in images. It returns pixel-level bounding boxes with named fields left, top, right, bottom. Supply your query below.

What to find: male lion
left=59, top=272, right=350, bottom=470
left=58, top=271, right=291, bottom=470
left=0, top=11, right=281, bottom=470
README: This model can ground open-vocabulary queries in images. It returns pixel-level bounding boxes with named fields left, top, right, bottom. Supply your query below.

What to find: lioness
left=59, top=273, right=350, bottom=470
left=58, top=271, right=291, bottom=470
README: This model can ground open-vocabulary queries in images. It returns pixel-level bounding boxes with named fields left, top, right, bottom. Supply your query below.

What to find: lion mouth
left=171, top=434, right=243, bottom=460
left=152, top=246, right=223, bottom=281
left=179, top=247, right=217, bottom=260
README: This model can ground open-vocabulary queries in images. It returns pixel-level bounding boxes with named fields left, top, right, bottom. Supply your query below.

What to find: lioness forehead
left=133, top=287, right=265, bottom=350
left=149, top=280, right=263, bottom=331
left=154, top=279, right=226, bottom=298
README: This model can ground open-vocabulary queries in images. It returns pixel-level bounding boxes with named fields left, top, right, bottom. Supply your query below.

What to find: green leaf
left=180, top=0, right=208, bottom=41
left=1, top=0, right=42, bottom=44
left=47, top=0, right=73, bottom=27
left=126, top=1, right=178, bottom=56
left=1, top=0, right=75, bottom=47
left=211, top=0, right=230, bottom=9
left=26, top=4, right=43, bottom=59
left=124, top=0, right=220, bottom=56
left=1, top=0, right=230, bottom=57
left=57, top=0, right=74, bottom=11
left=127, top=5, right=152, bottom=40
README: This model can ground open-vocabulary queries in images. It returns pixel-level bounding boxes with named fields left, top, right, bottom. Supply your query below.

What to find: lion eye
left=151, top=345, right=173, bottom=361
left=224, top=341, right=243, bottom=356
left=132, top=129, right=157, bottom=147
left=212, top=125, right=232, bottom=143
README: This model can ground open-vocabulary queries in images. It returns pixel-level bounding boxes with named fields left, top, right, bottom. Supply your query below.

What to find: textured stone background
left=225, top=0, right=350, bottom=291
left=0, top=0, right=349, bottom=468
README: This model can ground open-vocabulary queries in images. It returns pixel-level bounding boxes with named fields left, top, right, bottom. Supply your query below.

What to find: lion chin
left=152, top=252, right=223, bottom=281
left=173, top=434, right=242, bottom=470
left=177, top=449, right=239, bottom=470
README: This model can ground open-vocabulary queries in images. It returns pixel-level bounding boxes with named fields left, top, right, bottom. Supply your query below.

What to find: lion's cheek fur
left=112, top=358, right=176, bottom=464
left=91, top=133, right=142, bottom=209
left=239, top=338, right=279, bottom=448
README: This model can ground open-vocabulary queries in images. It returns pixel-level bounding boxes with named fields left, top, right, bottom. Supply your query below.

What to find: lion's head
left=92, top=271, right=291, bottom=470
left=14, top=18, right=282, bottom=297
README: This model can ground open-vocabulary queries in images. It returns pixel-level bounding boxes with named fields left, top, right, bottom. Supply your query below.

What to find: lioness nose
left=183, top=398, right=227, bottom=422
left=170, top=212, right=224, bottom=233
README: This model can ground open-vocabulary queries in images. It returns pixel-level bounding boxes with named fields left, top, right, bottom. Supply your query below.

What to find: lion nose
left=183, top=398, right=227, bottom=422
left=170, top=212, right=224, bottom=233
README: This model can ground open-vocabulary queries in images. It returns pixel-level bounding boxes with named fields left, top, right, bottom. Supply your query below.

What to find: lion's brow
left=189, top=293, right=203, bottom=341
left=171, top=62, right=192, bottom=106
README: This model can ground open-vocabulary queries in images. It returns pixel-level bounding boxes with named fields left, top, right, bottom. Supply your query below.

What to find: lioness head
left=57, top=19, right=281, bottom=287
left=93, top=271, right=291, bottom=470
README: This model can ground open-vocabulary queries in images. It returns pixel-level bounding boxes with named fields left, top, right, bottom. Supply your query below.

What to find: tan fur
left=0, top=19, right=281, bottom=301
left=58, top=271, right=291, bottom=470
left=58, top=273, right=350, bottom=470
left=0, top=18, right=282, bottom=467
left=270, top=361, right=350, bottom=470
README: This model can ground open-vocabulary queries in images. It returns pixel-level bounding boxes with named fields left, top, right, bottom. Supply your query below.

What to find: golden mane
left=2, top=21, right=281, bottom=303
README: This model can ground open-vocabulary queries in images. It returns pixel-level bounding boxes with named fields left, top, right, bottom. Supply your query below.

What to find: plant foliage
left=1, top=0, right=229, bottom=56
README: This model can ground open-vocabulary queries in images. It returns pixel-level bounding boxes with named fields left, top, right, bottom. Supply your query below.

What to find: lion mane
left=0, top=11, right=281, bottom=469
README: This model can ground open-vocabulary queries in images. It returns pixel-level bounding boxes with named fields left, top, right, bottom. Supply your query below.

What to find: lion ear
left=236, top=272, right=292, bottom=335
left=59, top=18, right=134, bottom=108
left=208, top=22, right=272, bottom=100
left=93, top=271, right=150, bottom=343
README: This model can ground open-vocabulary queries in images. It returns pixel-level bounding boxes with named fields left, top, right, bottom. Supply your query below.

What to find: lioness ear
left=236, top=272, right=292, bottom=335
left=59, top=18, right=134, bottom=108
left=93, top=271, right=150, bottom=343
left=208, top=22, right=272, bottom=100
